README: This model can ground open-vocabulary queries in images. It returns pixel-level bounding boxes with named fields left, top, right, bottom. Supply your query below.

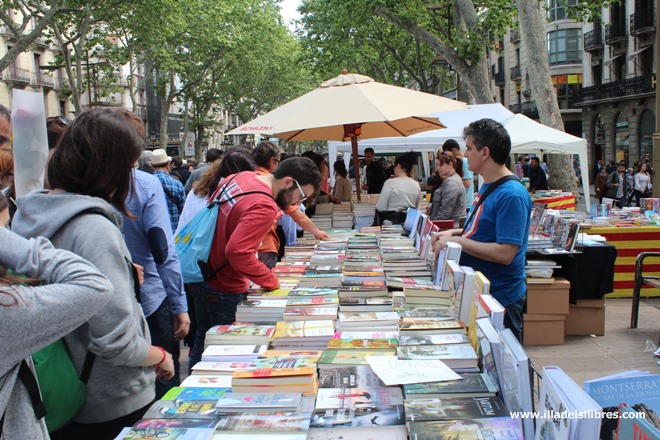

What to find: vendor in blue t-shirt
left=432, top=118, right=532, bottom=342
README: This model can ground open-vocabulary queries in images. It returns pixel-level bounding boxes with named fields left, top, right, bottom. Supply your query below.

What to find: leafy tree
left=0, top=0, right=68, bottom=72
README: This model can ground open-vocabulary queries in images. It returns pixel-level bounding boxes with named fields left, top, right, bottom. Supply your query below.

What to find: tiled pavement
left=526, top=298, right=660, bottom=387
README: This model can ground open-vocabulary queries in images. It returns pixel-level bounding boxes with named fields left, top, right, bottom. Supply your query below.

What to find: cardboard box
left=523, top=313, right=566, bottom=346
left=526, top=278, right=570, bottom=315
left=565, top=300, right=605, bottom=336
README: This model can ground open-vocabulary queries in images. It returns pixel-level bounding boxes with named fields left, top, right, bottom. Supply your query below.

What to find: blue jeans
left=504, top=296, right=526, bottom=343
left=145, top=298, right=180, bottom=399
left=188, top=282, right=248, bottom=369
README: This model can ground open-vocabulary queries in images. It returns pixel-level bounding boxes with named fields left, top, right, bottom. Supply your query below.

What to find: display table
left=532, top=193, right=576, bottom=210
left=587, top=226, right=660, bottom=298
left=548, top=243, right=617, bottom=302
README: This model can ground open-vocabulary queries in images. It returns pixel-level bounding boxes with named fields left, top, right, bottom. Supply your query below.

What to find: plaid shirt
left=154, top=170, right=186, bottom=232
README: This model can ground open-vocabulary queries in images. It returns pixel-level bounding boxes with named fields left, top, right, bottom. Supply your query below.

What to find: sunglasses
left=292, top=179, right=307, bottom=204
left=47, top=116, right=71, bottom=127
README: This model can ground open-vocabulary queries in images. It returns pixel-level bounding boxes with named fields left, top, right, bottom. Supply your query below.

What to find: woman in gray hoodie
left=11, top=108, right=175, bottom=439
left=0, top=223, right=113, bottom=439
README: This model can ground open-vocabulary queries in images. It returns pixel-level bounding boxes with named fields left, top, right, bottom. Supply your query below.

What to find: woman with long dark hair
left=11, top=108, right=175, bottom=439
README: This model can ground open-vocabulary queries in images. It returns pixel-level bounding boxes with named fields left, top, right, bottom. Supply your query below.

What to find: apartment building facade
left=578, top=0, right=655, bottom=166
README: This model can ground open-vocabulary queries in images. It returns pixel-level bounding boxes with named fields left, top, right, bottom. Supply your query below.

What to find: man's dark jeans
left=146, top=298, right=180, bottom=399
left=188, top=282, right=248, bottom=369
left=503, top=296, right=526, bottom=343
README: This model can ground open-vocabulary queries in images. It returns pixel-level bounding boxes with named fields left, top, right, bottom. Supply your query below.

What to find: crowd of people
left=593, top=155, right=654, bottom=208
left=0, top=102, right=548, bottom=439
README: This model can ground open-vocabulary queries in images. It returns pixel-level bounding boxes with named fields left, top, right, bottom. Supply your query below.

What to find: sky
left=279, top=0, right=302, bottom=29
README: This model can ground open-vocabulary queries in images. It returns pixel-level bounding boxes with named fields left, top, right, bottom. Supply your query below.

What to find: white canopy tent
left=328, top=103, right=590, bottom=210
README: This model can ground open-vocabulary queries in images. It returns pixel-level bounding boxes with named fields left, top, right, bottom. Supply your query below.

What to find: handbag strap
left=462, top=175, right=519, bottom=234
left=0, top=360, right=47, bottom=436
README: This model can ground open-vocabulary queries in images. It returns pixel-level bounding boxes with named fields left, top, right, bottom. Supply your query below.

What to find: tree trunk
left=517, top=0, right=579, bottom=196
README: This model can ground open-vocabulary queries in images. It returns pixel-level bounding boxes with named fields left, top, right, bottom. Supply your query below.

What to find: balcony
left=509, top=103, right=522, bottom=113
left=577, top=74, right=654, bottom=104
left=509, top=29, right=520, bottom=43
left=31, top=72, right=55, bottom=88
left=493, top=71, right=505, bottom=86
left=605, top=19, right=627, bottom=44
left=630, top=12, right=655, bottom=36
left=0, top=25, right=16, bottom=39
left=521, top=101, right=539, bottom=119
left=33, top=37, right=49, bottom=49
left=2, top=66, right=31, bottom=85
left=584, top=28, right=603, bottom=52
left=510, top=65, right=522, bottom=81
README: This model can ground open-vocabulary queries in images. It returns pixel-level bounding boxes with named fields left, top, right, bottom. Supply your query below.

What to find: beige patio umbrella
left=227, top=70, right=467, bottom=202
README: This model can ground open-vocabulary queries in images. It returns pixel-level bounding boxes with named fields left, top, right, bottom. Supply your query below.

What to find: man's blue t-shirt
left=460, top=179, right=532, bottom=306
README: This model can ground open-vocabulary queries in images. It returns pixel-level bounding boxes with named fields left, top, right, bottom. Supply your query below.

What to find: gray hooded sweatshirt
left=0, top=228, right=113, bottom=439
left=12, top=191, right=156, bottom=423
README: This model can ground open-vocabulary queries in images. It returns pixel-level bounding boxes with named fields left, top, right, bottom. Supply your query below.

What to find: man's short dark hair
left=252, top=141, right=280, bottom=168
left=171, top=156, right=183, bottom=167
left=463, top=118, right=511, bottom=165
left=441, top=139, right=460, bottom=152
left=272, top=157, right=321, bottom=192
left=205, top=148, right=223, bottom=163
left=364, top=147, right=375, bottom=155
left=530, top=157, right=540, bottom=165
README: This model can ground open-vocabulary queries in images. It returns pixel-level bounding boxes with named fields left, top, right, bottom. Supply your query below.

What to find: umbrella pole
left=351, top=136, right=361, bottom=203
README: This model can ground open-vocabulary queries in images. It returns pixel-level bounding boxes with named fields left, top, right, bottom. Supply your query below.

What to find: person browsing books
left=428, top=150, right=466, bottom=227
left=432, top=119, right=531, bottom=342
left=188, top=157, right=321, bottom=368
left=374, top=151, right=421, bottom=226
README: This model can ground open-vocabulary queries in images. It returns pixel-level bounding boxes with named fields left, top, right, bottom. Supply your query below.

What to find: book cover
left=317, top=365, right=387, bottom=388
left=327, top=338, right=398, bottom=350
left=399, top=333, right=471, bottom=346
left=232, top=366, right=316, bottom=379
left=285, top=297, right=339, bottom=307
left=214, top=392, right=302, bottom=411
left=314, top=386, right=404, bottom=410
left=213, top=411, right=312, bottom=432
left=116, top=425, right=215, bottom=440
left=142, top=400, right=219, bottom=419
left=162, top=387, right=231, bottom=403
left=206, top=322, right=275, bottom=338
left=179, top=375, right=232, bottom=388
left=273, top=320, right=335, bottom=339
left=318, top=349, right=396, bottom=365
left=403, top=373, right=498, bottom=398
left=308, top=425, right=407, bottom=440
left=407, top=417, right=524, bottom=440
left=616, top=404, right=660, bottom=440
left=396, top=344, right=478, bottom=362
left=404, top=396, right=509, bottom=421
left=249, top=355, right=319, bottom=370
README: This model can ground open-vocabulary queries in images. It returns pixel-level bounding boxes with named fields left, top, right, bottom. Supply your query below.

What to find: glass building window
left=547, top=0, right=579, bottom=22
left=547, top=29, right=582, bottom=65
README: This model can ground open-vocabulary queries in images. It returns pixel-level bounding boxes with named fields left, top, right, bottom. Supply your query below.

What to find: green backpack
left=32, top=341, right=95, bottom=433
left=4, top=269, right=96, bottom=434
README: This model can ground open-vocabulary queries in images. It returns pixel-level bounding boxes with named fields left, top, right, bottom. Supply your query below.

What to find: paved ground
left=526, top=298, right=660, bottom=388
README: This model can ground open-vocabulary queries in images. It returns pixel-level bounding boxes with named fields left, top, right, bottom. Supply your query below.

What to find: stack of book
left=313, top=203, right=334, bottom=230
left=115, top=419, right=218, bottom=439
left=249, top=349, right=323, bottom=370
left=213, top=410, right=313, bottom=439
left=235, top=298, right=287, bottom=322
left=332, top=203, right=354, bottom=229
left=271, top=320, right=335, bottom=350
left=214, top=391, right=304, bottom=413
left=231, top=366, right=319, bottom=394
left=396, top=343, right=479, bottom=373
left=337, top=311, right=400, bottom=331
left=353, top=203, right=376, bottom=230
left=308, top=386, right=407, bottom=439
left=200, top=344, right=268, bottom=363
left=204, top=322, right=275, bottom=348
left=403, top=284, right=453, bottom=309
